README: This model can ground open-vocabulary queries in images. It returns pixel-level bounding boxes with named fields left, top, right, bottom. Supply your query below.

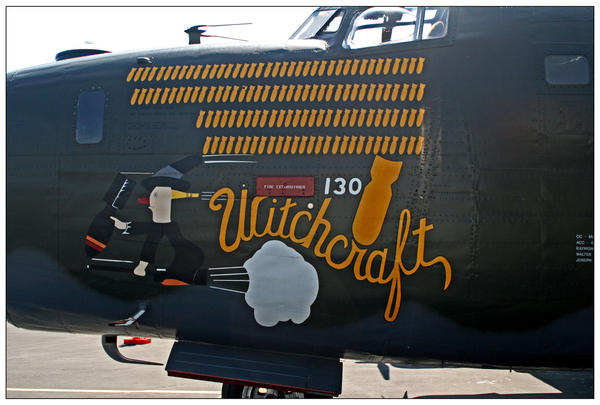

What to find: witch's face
left=149, top=186, right=172, bottom=223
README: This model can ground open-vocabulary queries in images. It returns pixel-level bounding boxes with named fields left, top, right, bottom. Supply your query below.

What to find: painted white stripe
left=209, top=286, right=246, bottom=294
left=91, top=258, right=135, bottom=264
left=203, top=154, right=253, bottom=157
left=203, top=160, right=256, bottom=164
left=7, top=388, right=220, bottom=395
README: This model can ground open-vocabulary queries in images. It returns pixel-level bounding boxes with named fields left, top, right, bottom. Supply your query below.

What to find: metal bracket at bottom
left=101, top=334, right=163, bottom=366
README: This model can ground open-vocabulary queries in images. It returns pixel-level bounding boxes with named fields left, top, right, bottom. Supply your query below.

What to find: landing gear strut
left=220, top=383, right=243, bottom=398
left=221, top=384, right=331, bottom=398
left=241, top=386, right=304, bottom=398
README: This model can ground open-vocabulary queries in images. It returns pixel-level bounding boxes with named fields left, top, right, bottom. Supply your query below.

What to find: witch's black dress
left=124, top=221, right=206, bottom=285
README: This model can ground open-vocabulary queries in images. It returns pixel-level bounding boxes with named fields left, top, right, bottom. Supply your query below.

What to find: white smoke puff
left=244, top=240, right=319, bottom=327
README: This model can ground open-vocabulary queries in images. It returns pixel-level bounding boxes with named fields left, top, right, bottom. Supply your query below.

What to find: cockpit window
left=322, top=11, right=344, bottom=33
left=422, top=7, right=449, bottom=39
left=290, top=8, right=340, bottom=40
left=344, top=6, right=449, bottom=49
left=346, top=7, right=418, bottom=48
left=76, top=90, right=105, bottom=144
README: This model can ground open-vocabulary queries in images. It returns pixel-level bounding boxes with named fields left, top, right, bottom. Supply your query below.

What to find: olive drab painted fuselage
left=7, top=6, right=593, bottom=372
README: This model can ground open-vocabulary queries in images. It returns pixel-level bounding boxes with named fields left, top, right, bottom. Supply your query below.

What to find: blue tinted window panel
left=545, top=55, right=590, bottom=85
left=76, top=90, right=105, bottom=144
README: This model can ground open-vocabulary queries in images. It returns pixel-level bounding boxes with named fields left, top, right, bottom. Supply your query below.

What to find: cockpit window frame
left=343, top=6, right=450, bottom=50
left=290, top=8, right=341, bottom=40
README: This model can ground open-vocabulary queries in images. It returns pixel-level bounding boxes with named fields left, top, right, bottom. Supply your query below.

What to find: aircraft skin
left=6, top=6, right=593, bottom=396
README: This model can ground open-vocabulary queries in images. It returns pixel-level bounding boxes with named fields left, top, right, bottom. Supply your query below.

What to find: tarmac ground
left=5, top=323, right=593, bottom=399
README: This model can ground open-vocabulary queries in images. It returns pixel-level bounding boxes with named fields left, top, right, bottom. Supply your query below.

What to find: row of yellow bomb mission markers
left=130, top=82, right=426, bottom=106
left=126, top=57, right=426, bottom=83
left=195, top=108, right=426, bottom=129
left=201, top=135, right=425, bottom=156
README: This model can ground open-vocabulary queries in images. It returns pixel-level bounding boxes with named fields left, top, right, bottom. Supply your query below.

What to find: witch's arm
left=109, top=216, right=131, bottom=232
left=110, top=217, right=155, bottom=235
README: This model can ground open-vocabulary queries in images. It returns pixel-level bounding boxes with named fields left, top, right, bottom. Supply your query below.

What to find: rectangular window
left=544, top=55, right=590, bottom=85
left=76, top=90, right=105, bottom=144
left=422, top=7, right=448, bottom=40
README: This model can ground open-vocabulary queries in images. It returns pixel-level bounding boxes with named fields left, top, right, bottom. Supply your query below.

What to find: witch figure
left=110, top=155, right=206, bottom=286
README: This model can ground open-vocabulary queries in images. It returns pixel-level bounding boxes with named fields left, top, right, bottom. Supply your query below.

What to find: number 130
left=324, top=177, right=362, bottom=195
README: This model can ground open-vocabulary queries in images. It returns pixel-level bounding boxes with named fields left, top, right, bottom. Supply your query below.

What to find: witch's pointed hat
left=142, top=155, right=202, bottom=192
